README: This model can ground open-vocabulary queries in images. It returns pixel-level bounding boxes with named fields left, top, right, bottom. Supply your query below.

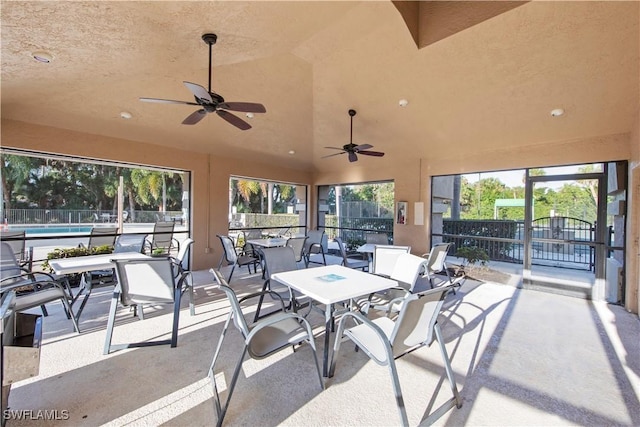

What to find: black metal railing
left=440, top=217, right=596, bottom=270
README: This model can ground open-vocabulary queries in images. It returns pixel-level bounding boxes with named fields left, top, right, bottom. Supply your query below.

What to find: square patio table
left=272, top=264, right=397, bottom=377
left=245, top=237, right=288, bottom=248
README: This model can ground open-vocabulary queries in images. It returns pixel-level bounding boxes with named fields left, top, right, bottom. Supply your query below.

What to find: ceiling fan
left=139, top=33, right=266, bottom=130
left=322, top=109, right=385, bottom=162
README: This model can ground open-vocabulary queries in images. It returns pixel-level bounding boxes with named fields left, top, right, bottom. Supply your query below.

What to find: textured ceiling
left=1, top=1, right=638, bottom=173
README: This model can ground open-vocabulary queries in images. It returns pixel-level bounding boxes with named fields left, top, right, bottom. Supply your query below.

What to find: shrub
left=455, top=246, right=489, bottom=267
left=42, top=244, right=114, bottom=273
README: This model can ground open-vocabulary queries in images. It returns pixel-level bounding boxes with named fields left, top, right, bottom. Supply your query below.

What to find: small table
left=48, top=252, right=151, bottom=321
left=356, top=243, right=376, bottom=255
left=246, top=237, right=288, bottom=248
left=272, top=265, right=397, bottom=377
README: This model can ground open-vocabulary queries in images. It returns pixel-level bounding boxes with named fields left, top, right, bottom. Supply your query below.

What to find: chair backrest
left=210, top=268, right=250, bottom=338
left=1, top=231, right=26, bottom=262
left=286, top=236, right=307, bottom=262
left=333, top=237, right=349, bottom=264
left=151, top=221, right=175, bottom=251
left=262, top=246, right=298, bottom=279
left=175, top=238, right=194, bottom=265
left=114, top=234, right=146, bottom=253
left=389, top=286, right=451, bottom=358
left=113, top=258, right=176, bottom=306
left=365, top=232, right=389, bottom=245
left=390, top=253, right=428, bottom=292
left=88, top=227, right=118, bottom=250
left=0, top=241, right=23, bottom=280
left=424, top=243, right=452, bottom=274
left=304, top=229, right=325, bottom=254
left=372, top=245, right=411, bottom=277
left=244, top=229, right=263, bottom=240
left=217, top=235, right=238, bottom=264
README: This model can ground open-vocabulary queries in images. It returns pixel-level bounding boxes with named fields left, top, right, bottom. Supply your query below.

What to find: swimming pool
left=9, top=226, right=93, bottom=235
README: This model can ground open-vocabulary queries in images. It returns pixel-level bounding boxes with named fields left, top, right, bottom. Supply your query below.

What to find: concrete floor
left=4, top=255, right=640, bottom=426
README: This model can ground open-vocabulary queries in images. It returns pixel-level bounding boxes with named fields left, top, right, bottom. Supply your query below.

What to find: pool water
left=10, top=226, right=93, bottom=235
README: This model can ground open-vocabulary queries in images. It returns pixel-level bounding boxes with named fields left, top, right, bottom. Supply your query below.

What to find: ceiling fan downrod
left=202, top=33, right=218, bottom=94
left=349, top=109, right=356, bottom=144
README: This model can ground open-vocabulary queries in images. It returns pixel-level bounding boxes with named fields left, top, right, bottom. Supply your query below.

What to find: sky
left=463, top=164, right=601, bottom=189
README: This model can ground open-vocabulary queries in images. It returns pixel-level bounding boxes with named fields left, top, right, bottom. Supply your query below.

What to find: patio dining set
left=1, top=226, right=465, bottom=427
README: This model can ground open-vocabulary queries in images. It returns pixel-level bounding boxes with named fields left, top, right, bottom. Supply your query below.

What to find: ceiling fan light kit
left=322, top=109, right=385, bottom=162
left=139, top=33, right=266, bottom=130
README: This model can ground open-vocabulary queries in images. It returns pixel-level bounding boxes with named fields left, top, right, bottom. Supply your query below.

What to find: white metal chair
left=207, top=268, right=323, bottom=427
left=303, top=229, right=326, bottom=267
left=79, top=226, right=118, bottom=250
left=286, top=235, right=308, bottom=266
left=334, top=236, right=369, bottom=271
left=365, top=232, right=389, bottom=245
left=0, top=242, right=79, bottom=333
left=1, top=230, right=33, bottom=271
left=146, top=221, right=179, bottom=254
left=359, top=253, right=428, bottom=316
left=217, top=234, right=260, bottom=282
left=422, top=242, right=459, bottom=290
left=254, top=246, right=311, bottom=321
left=329, top=286, right=462, bottom=426
left=170, top=237, right=195, bottom=315
left=371, top=244, right=411, bottom=277
left=103, top=257, right=188, bottom=354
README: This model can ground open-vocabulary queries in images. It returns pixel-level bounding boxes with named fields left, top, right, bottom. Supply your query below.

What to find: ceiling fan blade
left=183, top=81, right=213, bottom=103
left=217, top=110, right=251, bottom=130
left=219, top=102, right=266, bottom=113
left=321, top=152, right=346, bottom=159
left=182, top=109, right=207, bottom=125
left=348, top=152, right=358, bottom=162
left=354, top=144, right=373, bottom=151
left=358, top=150, right=385, bottom=157
left=140, top=97, right=200, bottom=106
left=324, top=146, right=347, bottom=151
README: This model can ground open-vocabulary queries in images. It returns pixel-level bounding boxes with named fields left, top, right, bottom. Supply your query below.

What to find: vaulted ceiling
left=2, top=1, right=638, bottom=172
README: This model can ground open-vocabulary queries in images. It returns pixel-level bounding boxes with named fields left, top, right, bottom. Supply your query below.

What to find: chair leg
left=170, top=287, right=182, bottom=348
left=215, top=345, right=248, bottom=427
left=227, top=265, right=237, bottom=283
left=434, top=323, right=462, bottom=408
left=388, top=360, right=409, bottom=427
left=60, top=296, right=80, bottom=333
left=103, top=290, right=120, bottom=355
left=253, top=281, right=269, bottom=323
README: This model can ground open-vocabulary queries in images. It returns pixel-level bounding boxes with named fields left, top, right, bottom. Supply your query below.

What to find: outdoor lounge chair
left=0, top=242, right=79, bottom=333
left=254, top=246, right=309, bottom=321
left=365, top=232, right=389, bottom=245
left=146, top=221, right=178, bottom=254
left=371, top=244, right=411, bottom=278
left=104, top=257, right=189, bottom=354
left=216, top=234, right=260, bottom=282
left=359, top=252, right=428, bottom=316
left=79, top=226, right=118, bottom=250
left=422, top=242, right=459, bottom=291
left=303, top=229, right=326, bottom=267
left=207, top=268, right=323, bottom=427
left=334, top=236, right=369, bottom=271
left=0, top=230, right=33, bottom=271
left=285, top=235, right=308, bottom=266
left=329, top=286, right=461, bottom=426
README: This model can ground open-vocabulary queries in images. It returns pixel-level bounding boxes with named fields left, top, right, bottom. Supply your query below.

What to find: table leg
left=323, top=302, right=333, bottom=377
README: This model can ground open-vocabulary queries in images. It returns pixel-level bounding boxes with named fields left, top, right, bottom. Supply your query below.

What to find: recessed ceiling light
left=550, top=108, right=565, bottom=117
left=246, top=113, right=254, bottom=119
left=399, top=99, right=409, bottom=107
left=288, top=150, right=295, bottom=155
left=120, top=111, right=132, bottom=119
left=32, top=51, right=53, bottom=63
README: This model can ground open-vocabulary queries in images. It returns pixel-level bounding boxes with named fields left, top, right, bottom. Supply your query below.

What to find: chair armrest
left=239, top=289, right=287, bottom=313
